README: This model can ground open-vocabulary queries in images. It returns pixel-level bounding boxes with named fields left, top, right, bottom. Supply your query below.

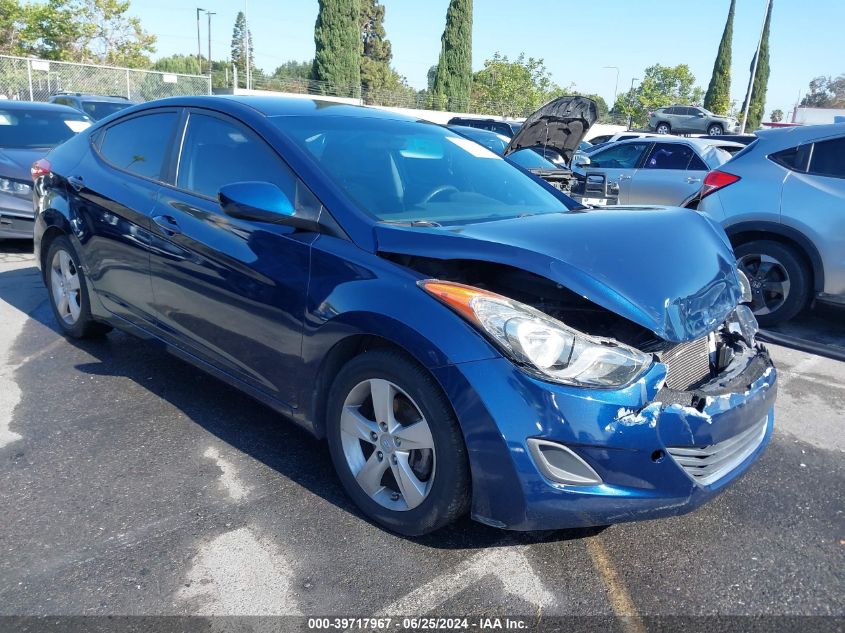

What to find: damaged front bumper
left=433, top=342, right=776, bottom=531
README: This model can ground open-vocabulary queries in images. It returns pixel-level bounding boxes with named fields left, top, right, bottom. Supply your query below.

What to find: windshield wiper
left=382, top=219, right=442, bottom=228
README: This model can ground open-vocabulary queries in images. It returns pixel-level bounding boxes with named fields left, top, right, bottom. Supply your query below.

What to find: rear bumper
left=435, top=345, right=776, bottom=531
left=0, top=210, right=34, bottom=239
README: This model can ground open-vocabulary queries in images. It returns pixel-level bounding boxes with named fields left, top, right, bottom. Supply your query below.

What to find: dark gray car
left=649, top=105, right=739, bottom=136
left=0, top=101, right=91, bottom=239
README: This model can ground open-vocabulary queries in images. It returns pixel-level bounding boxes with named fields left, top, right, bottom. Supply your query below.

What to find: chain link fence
left=0, top=55, right=211, bottom=103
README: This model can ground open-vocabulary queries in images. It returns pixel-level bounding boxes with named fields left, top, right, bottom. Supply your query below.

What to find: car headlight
left=736, top=270, right=753, bottom=304
left=420, top=280, right=652, bottom=388
left=0, top=177, right=32, bottom=198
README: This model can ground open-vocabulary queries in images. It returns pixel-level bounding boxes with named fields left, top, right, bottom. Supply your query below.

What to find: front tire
left=655, top=122, right=671, bottom=134
left=326, top=349, right=470, bottom=536
left=46, top=236, right=111, bottom=339
left=708, top=123, right=724, bottom=136
left=735, top=240, right=811, bottom=326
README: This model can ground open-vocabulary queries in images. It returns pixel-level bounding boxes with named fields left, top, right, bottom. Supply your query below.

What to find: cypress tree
left=703, top=0, right=735, bottom=115
left=360, top=0, right=392, bottom=96
left=231, top=11, right=254, bottom=88
left=742, top=0, right=773, bottom=130
left=431, top=0, right=472, bottom=110
left=312, top=0, right=361, bottom=96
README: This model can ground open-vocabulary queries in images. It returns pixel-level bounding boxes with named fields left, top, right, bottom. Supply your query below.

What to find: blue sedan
left=32, top=96, right=776, bottom=535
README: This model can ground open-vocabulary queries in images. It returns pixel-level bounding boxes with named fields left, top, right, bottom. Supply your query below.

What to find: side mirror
left=218, top=181, right=320, bottom=232
left=575, top=156, right=591, bottom=168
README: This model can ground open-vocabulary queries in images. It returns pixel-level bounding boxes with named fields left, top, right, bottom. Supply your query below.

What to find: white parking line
left=377, top=545, right=554, bottom=615
left=178, top=526, right=301, bottom=615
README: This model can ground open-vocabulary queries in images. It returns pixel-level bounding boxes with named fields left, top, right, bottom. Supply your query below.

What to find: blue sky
left=129, top=0, right=845, bottom=118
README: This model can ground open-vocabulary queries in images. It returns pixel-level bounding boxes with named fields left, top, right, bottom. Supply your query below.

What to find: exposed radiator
left=657, top=336, right=711, bottom=390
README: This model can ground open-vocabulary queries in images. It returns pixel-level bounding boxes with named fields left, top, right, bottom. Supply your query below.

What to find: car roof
left=448, top=125, right=510, bottom=142
left=611, top=135, right=743, bottom=150
left=55, top=94, right=132, bottom=103
left=0, top=100, right=86, bottom=114
left=127, top=95, right=425, bottom=123
left=754, top=123, right=845, bottom=146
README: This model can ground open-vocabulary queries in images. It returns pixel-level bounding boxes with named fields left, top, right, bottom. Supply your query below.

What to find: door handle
left=153, top=214, right=182, bottom=236
left=67, top=176, right=84, bottom=192
left=686, top=177, right=702, bottom=183
left=617, top=175, right=632, bottom=181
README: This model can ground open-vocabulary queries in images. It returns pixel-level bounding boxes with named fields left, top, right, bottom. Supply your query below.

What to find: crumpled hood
left=375, top=207, right=742, bottom=343
left=0, top=148, right=46, bottom=181
left=504, top=96, right=598, bottom=165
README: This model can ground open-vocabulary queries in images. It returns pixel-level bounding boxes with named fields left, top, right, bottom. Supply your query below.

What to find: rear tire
left=708, top=124, right=724, bottom=136
left=734, top=240, right=811, bottom=326
left=45, top=236, right=111, bottom=339
left=326, top=349, right=470, bottom=536
left=655, top=122, right=671, bottom=134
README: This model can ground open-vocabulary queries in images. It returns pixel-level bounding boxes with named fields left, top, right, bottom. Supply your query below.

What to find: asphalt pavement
left=0, top=240, right=842, bottom=627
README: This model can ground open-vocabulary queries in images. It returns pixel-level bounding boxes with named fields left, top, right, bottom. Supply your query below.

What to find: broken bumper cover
left=433, top=346, right=776, bottom=531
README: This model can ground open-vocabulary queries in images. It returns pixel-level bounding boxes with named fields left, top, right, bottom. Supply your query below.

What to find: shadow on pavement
left=0, top=262, right=599, bottom=550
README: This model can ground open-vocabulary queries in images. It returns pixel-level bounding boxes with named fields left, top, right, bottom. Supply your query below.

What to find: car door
left=627, top=142, right=706, bottom=205
left=577, top=141, right=651, bottom=204
left=780, top=135, right=845, bottom=297
left=147, top=108, right=319, bottom=407
left=73, top=108, right=181, bottom=327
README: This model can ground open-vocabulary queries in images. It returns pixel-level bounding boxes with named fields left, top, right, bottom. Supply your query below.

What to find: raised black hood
left=504, top=96, right=598, bottom=165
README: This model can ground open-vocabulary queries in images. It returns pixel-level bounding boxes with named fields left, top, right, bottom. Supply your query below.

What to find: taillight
left=701, top=170, right=740, bottom=198
left=31, top=158, right=51, bottom=180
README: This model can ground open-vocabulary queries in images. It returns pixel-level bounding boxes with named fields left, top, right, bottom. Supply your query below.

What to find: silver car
left=648, top=105, right=739, bottom=136
left=697, top=123, right=845, bottom=325
left=571, top=137, right=741, bottom=206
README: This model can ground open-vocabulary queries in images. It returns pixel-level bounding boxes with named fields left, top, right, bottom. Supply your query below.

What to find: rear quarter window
left=768, top=143, right=810, bottom=172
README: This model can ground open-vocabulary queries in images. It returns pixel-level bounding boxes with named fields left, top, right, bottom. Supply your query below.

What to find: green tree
left=152, top=53, right=201, bottom=75
left=613, top=64, right=703, bottom=128
left=312, top=0, right=361, bottom=97
left=431, top=0, right=472, bottom=110
left=17, top=0, right=155, bottom=67
left=742, top=0, right=773, bottom=131
left=358, top=0, right=408, bottom=103
left=273, top=60, right=312, bottom=80
left=704, top=0, right=735, bottom=115
left=800, top=74, right=845, bottom=108
left=230, top=11, right=254, bottom=88
left=0, top=0, right=26, bottom=55
left=769, top=108, right=784, bottom=122
left=471, top=53, right=563, bottom=116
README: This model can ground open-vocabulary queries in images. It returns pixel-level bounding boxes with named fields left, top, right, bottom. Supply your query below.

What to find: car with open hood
left=32, top=96, right=776, bottom=535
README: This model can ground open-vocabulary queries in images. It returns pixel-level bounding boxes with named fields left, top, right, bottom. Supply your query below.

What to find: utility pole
left=603, top=66, right=620, bottom=108
left=741, top=0, right=769, bottom=133
left=628, top=77, right=639, bottom=130
left=196, top=7, right=204, bottom=72
left=206, top=11, right=216, bottom=78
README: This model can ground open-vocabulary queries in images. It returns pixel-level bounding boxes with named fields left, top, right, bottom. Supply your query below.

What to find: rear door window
left=808, top=137, right=845, bottom=178
left=99, top=112, right=178, bottom=180
left=643, top=143, right=695, bottom=170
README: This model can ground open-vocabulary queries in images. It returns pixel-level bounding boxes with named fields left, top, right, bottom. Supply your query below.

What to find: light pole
left=196, top=7, right=204, bottom=72
left=603, top=66, right=620, bottom=108
left=206, top=11, right=216, bottom=77
left=628, top=77, right=639, bottom=130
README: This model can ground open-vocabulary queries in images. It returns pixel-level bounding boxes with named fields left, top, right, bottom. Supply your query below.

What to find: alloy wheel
left=657, top=124, right=670, bottom=134
left=708, top=125, right=723, bottom=135
left=339, top=378, right=435, bottom=511
left=737, top=253, right=791, bottom=316
left=50, top=249, right=82, bottom=325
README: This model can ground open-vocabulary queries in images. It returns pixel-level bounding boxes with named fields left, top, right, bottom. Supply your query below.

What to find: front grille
left=656, top=336, right=711, bottom=390
left=666, top=415, right=768, bottom=486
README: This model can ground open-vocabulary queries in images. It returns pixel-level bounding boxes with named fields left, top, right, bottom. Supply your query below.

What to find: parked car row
left=27, top=95, right=778, bottom=536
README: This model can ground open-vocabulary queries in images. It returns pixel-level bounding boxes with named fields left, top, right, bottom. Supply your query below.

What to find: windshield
left=81, top=101, right=131, bottom=120
left=0, top=108, right=91, bottom=148
left=508, top=148, right=560, bottom=170
left=276, top=116, right=573, bottom=225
